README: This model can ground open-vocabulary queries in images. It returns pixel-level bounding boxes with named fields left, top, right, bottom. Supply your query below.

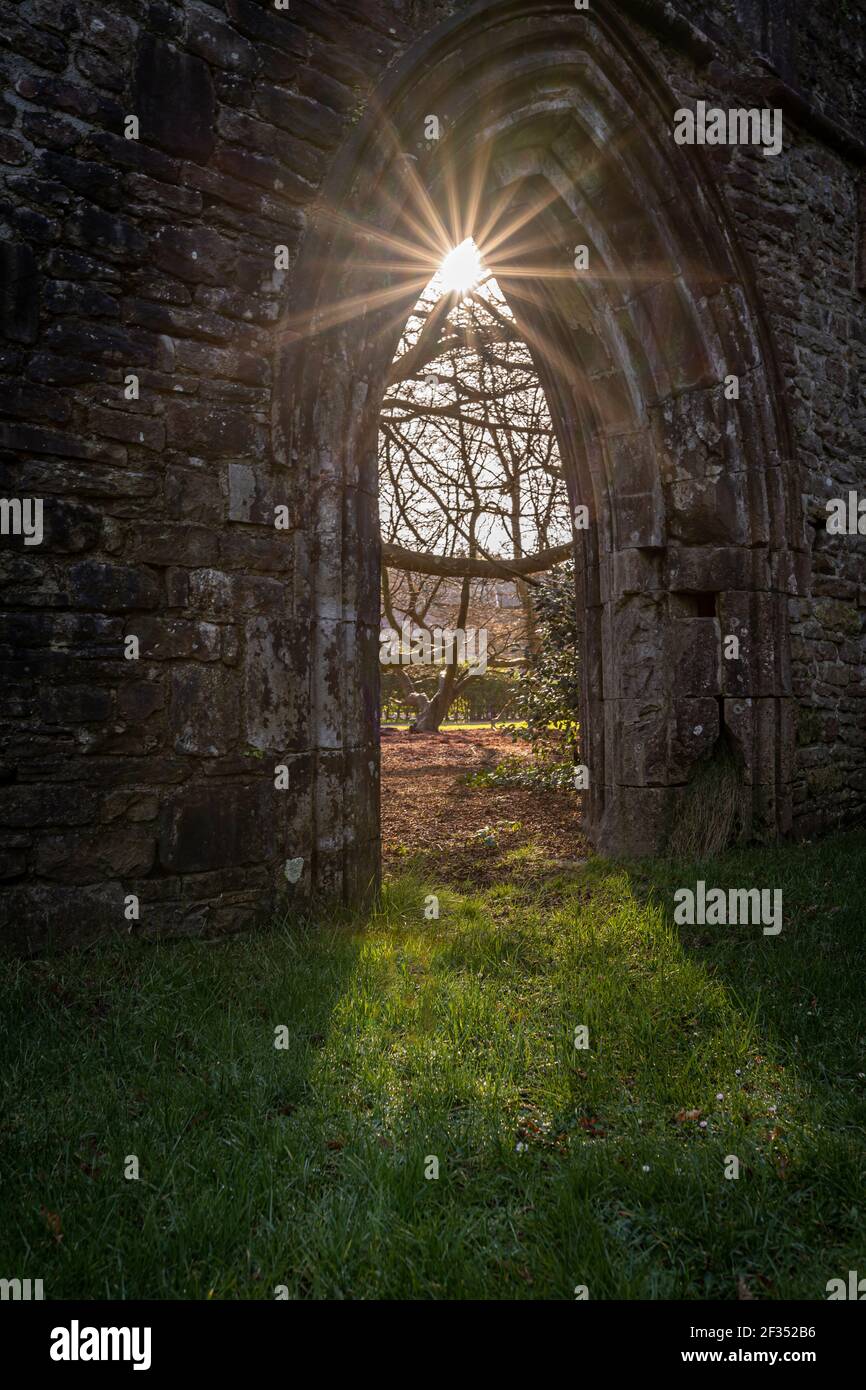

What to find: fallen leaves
left=577, top=1115, right=607, bottom=1139
left=380, top=728, right=588, bottom=885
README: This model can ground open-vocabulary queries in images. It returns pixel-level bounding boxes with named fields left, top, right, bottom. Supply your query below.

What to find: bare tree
left=379, top=252, right=571, bottom=730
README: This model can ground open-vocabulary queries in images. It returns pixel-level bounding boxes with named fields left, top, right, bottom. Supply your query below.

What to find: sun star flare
left=439, top=237, right=483, bottom=294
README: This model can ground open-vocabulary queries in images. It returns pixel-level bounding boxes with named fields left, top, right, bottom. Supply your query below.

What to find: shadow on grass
left=388, top=830, right=866, bottom=1298
left=549, top=830, right=866, bottom=1298
left=622, top=828, right=866, bottom=1085
left=0, top=905, right=363, bottom=1299
left=0, top=832, right=863, bottom=1300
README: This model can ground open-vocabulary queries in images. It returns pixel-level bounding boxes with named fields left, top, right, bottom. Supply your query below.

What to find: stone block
left=134, top=34, right=215, bottom=164
left=1, top=242, right=40, bottom=344
left=159, top=781, right=275, bottom=873
left=667, top=617, right=721, bottom=696
left=243, top=617, right=309, bottom=751
left=610, top=594, right=667, bottom=698
left=171, top=664, right=239, bottom=755
left=597, top=785, right=681, bottom=857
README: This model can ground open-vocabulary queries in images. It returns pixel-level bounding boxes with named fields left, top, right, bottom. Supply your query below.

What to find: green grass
left=1, top=829, right=864, bottom=1300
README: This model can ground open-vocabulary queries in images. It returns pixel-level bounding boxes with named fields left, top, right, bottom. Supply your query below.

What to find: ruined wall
left=636, top=0, right=866, bottom=833
left=0, top=0, right=406, bottom=948
left=0, top=0, right=863, bottom=950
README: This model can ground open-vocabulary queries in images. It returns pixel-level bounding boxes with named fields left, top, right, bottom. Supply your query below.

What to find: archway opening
left=376, top=237, right=581, bottom=866
left=280, top=0, right=797, bottom=902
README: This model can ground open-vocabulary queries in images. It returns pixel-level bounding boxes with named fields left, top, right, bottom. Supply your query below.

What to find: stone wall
left=636, top=0, right=866, bottom=834
left=1, top=0, right=863, bottom=951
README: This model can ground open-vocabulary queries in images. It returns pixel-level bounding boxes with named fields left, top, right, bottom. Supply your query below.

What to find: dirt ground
left=380, top=727, right=588, bottom=883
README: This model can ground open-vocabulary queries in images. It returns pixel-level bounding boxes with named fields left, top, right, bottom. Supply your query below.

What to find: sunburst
left=439, top=237, right=483, bottom=294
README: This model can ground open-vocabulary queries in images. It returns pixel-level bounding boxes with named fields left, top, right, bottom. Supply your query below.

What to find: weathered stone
left=67, top=207, right=148, bottom=263
left=0, top=786, right=98, bottom=827
left=86, top=407, right=165, bottom=452
left=0, top=242, right=39, bottom=343
left=43, top=319, right=164, bottom=365
left=188, top=569, right=285, bottom=617
left=116, top=679, right=164, bottom=722
left=244, top=617, right=309, bottom=751
left=14, top=73, right=119, bottom=124
left=135, top=618, right=221, bottom=662
left=216, top=108, right=325, bottom=185
left=21, top=110, right=80, bottom=151
left=27, top=354, right=103, bottom=386
left=152, top=226, right=238, bottom=286
left=227, top=462, right=276, bottom=523
left=224, top=0, right=307, bottom=59
left=254, top=85, right=343, bottom=150
left=611, top=594, right=667, bottom=699
left=122, top=298, right=239, bottom=345
left=186, top=12, right=259, bottom=76
left=170, top=665, right=239, bottom=756
left=67, top=562, right=160, bottom=613
left=126, top=173, right=203, bottom=217
left=667, top=618, right=721, bottom=697
left=0, top=420, right=125, bottom=465
left=43, top=280, right=120, bottom=319
left=133, top=35, right=216, bottom=164
left=35, top=827, right=155, bottom=882
left=130, top=523, right=217, bottom=567
left=159, top=781, right=275, bottom=873
left=42, top=500, right=103, bottom=554
left=667, top=474, right=750, bottom=545
left=38, top=151, right=123, bottom=207
left=1, top=383, right=72, bottom=426
left=598, top=785, right=680, bottom=858
left=0, top=0, right=863, bottom=950
left=165, top=403, right=261, bottom=456
left=38, top=686, right=112, bottom=723
left=0, top=883, right=122, bottom=955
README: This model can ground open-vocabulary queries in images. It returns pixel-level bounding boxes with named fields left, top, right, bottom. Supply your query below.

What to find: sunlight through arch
left=377, top=231, right=573, bottom=733
left=439, top=237, right=483, bottom=295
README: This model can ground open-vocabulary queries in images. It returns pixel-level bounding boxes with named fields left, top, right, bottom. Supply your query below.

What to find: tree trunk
left=407, top=690, right=445, bottom=732
left=406, top=671, right=449, bottom=732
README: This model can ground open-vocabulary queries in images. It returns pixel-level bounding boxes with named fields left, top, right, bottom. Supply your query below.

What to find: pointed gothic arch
left=276, top=0, right=800, bottom=901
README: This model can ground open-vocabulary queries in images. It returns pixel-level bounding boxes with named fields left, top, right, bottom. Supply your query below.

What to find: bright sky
left=379, top=239, right=570, bottom=560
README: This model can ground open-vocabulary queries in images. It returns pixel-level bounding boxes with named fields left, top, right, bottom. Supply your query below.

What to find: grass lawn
left=1, top=828, right=864, bottom=1300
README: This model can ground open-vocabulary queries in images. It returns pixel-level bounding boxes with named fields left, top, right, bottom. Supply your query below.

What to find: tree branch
left=381, top=541, right=572, bottom=580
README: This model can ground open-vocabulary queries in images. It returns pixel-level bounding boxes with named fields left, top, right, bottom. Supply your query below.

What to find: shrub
left=503, top=563, right=581, bottom=765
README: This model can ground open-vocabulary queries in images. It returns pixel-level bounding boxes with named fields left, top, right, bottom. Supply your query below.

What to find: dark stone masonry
left=0, top=0, right=864, bottom=951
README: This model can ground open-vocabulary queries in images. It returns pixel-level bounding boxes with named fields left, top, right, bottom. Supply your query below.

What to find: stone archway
left=277, top=0, right=799, bottom=900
